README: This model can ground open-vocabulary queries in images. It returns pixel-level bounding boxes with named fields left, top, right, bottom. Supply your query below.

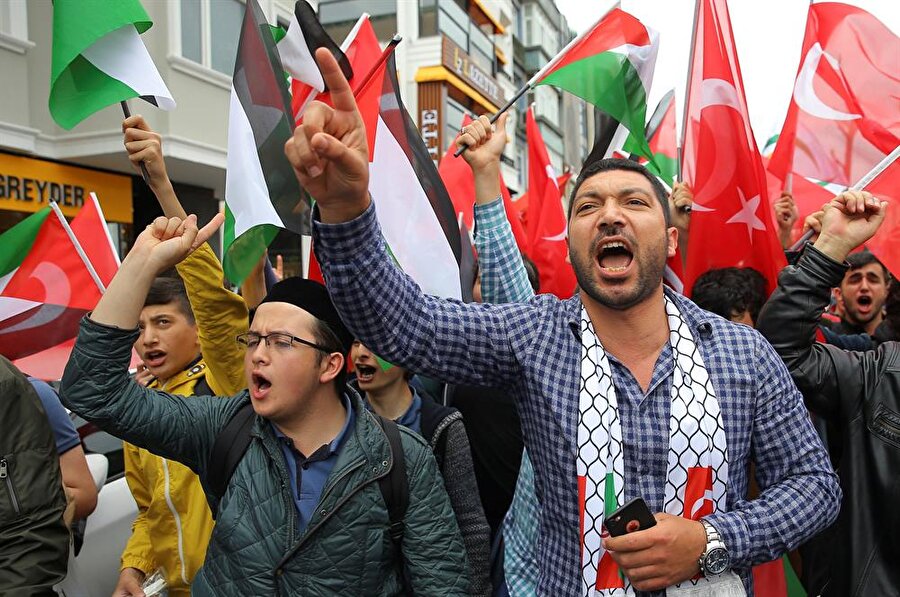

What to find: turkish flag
left=69, top=192, right=120, bottom=287
left=769, top=3, right=899, bottom=188
left=438, top=115, right=530, bottom=254
left=862, top=153, right=900, bottom=278
left=525, top=108, right=577, bottom=298
left=681, top=0, right=786, bottom=295
left=1, top=213, right=102, bottom=360
left=291, top=15, right=381, bottom=121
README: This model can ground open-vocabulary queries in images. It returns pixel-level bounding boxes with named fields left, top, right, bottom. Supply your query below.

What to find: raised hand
left=285, top=48, right=370, bottom=223
left=122, top=115, right=169, bottom=189
left=774, top=191, right=798, bottom=249
left=457, top=113, right=508, bottom=173
left=669, top=182, right=693, bottom=233
left=130, top=214, right=225, bottom=276
left=813, top=190, right=887, bottom=262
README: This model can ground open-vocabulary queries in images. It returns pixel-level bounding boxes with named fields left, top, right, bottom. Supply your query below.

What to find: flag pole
left=678, top=0, right=701, bottom=183
left=49, top=202, right=106, bottom=293
left=455, top=2, right=619, bottom=158
left=351, top=34, right=401, bottom=94
left=120, top=100, right=152, bottom=186
left=788, top=144, right=900, bottom=251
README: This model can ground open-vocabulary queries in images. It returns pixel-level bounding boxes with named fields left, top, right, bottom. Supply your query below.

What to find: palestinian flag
left=356, top=50, right=475, bottom=301
left=534, top=8, right=659, bottom=163
left=642, top=89, right=678, bottom=187
left=278, top=0, right=353, bottom=118
left=223, top=0, right=306, bottom=286
left=49, top=0, right=174, bottom=130
left=0, top=207, right=104, bottom=360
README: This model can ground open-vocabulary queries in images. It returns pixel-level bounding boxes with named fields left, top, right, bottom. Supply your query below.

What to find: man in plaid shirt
left=287, top=49, right=840, bottom=595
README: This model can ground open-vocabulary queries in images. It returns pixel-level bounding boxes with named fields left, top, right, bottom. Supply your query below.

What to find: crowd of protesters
left=3, top=48, right=898, bottom=597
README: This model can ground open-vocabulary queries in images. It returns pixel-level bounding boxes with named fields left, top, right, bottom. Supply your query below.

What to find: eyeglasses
left=236, top=332, right=335, bottom=354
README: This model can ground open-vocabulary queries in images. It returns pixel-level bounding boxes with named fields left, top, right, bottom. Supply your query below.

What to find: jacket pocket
left=869, top=403, right=900, bottom=449
left=0, top=458, right=20, bottom=514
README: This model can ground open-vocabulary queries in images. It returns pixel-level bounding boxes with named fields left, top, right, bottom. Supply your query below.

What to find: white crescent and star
left=726, top=188, right=766, bottom=244
left=794, top=42, right=861, bottom=121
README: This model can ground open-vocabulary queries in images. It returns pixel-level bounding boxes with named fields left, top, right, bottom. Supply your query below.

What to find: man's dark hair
left=691, top=267, right=768, bottom=324
left=311, top=318, right=348, bottom=392
left=845, top=251, right=890, bottom=282
left=567, top=158, right=671, bottom=227
left=521, top=252, right=540, bottom=294
left=144, top=274, right=195, bottom=324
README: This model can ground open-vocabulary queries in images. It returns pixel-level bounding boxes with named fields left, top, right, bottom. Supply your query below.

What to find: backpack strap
left=206, top=402, right=255, bottom=518
left=376, top=415, right=414, bottom=595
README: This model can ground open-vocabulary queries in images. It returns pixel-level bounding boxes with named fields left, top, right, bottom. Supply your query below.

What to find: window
left=444, top=98, right=468, bottom=151
left=419, top=0, right=437, bottom=37
left=0, top=0, right=32, bottom=53
left=320, top=0, right=397, bottom=42
left=179, top=0, right=245, bottom=76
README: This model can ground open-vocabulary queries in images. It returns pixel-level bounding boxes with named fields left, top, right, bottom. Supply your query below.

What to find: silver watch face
left=704, top=547, right=730, bottom=575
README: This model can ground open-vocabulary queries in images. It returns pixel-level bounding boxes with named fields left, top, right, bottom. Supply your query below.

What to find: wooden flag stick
left=120, top=100, right=151, bottom=186
left=49, top=201, right=106, bottom=293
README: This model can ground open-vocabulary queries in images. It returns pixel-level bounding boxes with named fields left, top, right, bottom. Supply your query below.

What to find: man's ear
left=667, top=226, right=678, bottom=259
left=319, top=352, right=345, bottom=385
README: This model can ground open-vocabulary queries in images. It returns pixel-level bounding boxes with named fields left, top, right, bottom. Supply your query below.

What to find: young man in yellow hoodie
left=113, top=116, right=248, bottom=597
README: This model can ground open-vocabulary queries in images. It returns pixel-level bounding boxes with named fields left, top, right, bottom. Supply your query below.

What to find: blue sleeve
left=28, top=378, right=81, bottom=455
left=473, top=198, right=534, bottom=304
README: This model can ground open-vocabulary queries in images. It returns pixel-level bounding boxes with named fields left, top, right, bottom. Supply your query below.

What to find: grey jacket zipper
left=0, top=458, right=20, bottom=514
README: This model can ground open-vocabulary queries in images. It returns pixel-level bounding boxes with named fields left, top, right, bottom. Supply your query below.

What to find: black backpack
left=206, top=403, right=414, bottom=594
left=0, top=357, right=69, bottom=595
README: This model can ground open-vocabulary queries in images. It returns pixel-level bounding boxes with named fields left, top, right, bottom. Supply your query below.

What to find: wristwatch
left=698, top=520, right=731, bottom=576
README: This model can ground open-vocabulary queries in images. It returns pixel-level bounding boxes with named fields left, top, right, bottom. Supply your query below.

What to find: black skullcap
left=258, top=277, right=353, bottom=354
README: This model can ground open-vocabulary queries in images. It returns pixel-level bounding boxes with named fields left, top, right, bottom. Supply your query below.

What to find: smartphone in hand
left=604, top=497, right=657, bottom=537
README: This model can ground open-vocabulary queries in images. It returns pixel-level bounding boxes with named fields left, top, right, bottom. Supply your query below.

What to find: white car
left=55, top=415, right=137, bottom=597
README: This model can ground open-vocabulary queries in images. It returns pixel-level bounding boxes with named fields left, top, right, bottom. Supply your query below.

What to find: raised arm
left=123, top=117, right=248, bottom=395
left=288, top=49, right=531, bottom=387
left=757, top=191, right=889, bottom=420
left=60, top=214, right=238, bottom=472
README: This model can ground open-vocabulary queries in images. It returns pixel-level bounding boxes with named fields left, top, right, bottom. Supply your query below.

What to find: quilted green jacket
left=60, top=317, right=470, bottom=596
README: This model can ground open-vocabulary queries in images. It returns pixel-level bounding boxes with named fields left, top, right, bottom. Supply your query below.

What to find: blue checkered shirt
left=472, top=199, right=542, bottom=595
left=313, top=202, right=841, bottom=596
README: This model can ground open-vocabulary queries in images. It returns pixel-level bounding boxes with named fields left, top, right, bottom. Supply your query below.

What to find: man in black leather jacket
left=757, top=190, right=899, bottom=597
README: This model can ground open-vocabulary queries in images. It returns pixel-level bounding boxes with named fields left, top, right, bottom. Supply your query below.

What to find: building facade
left=0, top=0, right=591, bottom=260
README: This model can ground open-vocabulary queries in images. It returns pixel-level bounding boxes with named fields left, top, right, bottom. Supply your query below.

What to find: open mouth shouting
left=596, top=237, right=634, bottom=277
left=855, top=294, right=874, bottom=315
left=143, top=350, right=167, bottom=369
left=251, top=371, right=272, bottom=400
left=355, top=364, right=377, bottom=384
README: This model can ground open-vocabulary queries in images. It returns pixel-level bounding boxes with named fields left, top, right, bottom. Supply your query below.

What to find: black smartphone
left=604, top=497, right=657, bottom=537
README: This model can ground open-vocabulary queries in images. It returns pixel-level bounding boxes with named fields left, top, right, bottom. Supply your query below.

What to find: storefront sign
left=421, top=109, right=440, bottom=161
left=0, top=152, right=132, bottom=222
left=441, top=37, right=505, bottom=109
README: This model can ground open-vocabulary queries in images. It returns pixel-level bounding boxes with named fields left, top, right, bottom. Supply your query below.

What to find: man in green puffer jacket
left=59, top=213, right=469, bottom=596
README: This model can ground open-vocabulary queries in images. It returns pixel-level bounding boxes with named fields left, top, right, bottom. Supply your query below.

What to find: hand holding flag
left=123, top=115, right=169, bottom=192
left=814, top=192, right=888, bottom=263
left=285, top=48, right=370, bottom=222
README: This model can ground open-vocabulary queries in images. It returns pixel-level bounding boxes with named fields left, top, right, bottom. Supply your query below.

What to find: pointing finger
left=315, top=48, right=355, bottom=114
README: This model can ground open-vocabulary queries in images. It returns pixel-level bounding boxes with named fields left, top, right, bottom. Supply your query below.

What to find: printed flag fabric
left=279, top=0, right=354, bottom=119
left=534, top=8, right=660, bottom=163
left=681, top=0, right=787, bottom=295
left=0, top=209, right=103, bottom=360
left=438, top=114, right=530, bottom=254
left=288, top=12, right=379, bottom=121
left=862, top=149, right=900, bottom=278
left=223, top=0, right=306, bottom=286
left=769, top=3, right=899, bottom=189
left=354, top=51, right=475, bottom=301
left=642, top=89, right=678, bottom=187
left=49, top=0, right=174, bottom=130
left=525, top=107, right=577, bottom=298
